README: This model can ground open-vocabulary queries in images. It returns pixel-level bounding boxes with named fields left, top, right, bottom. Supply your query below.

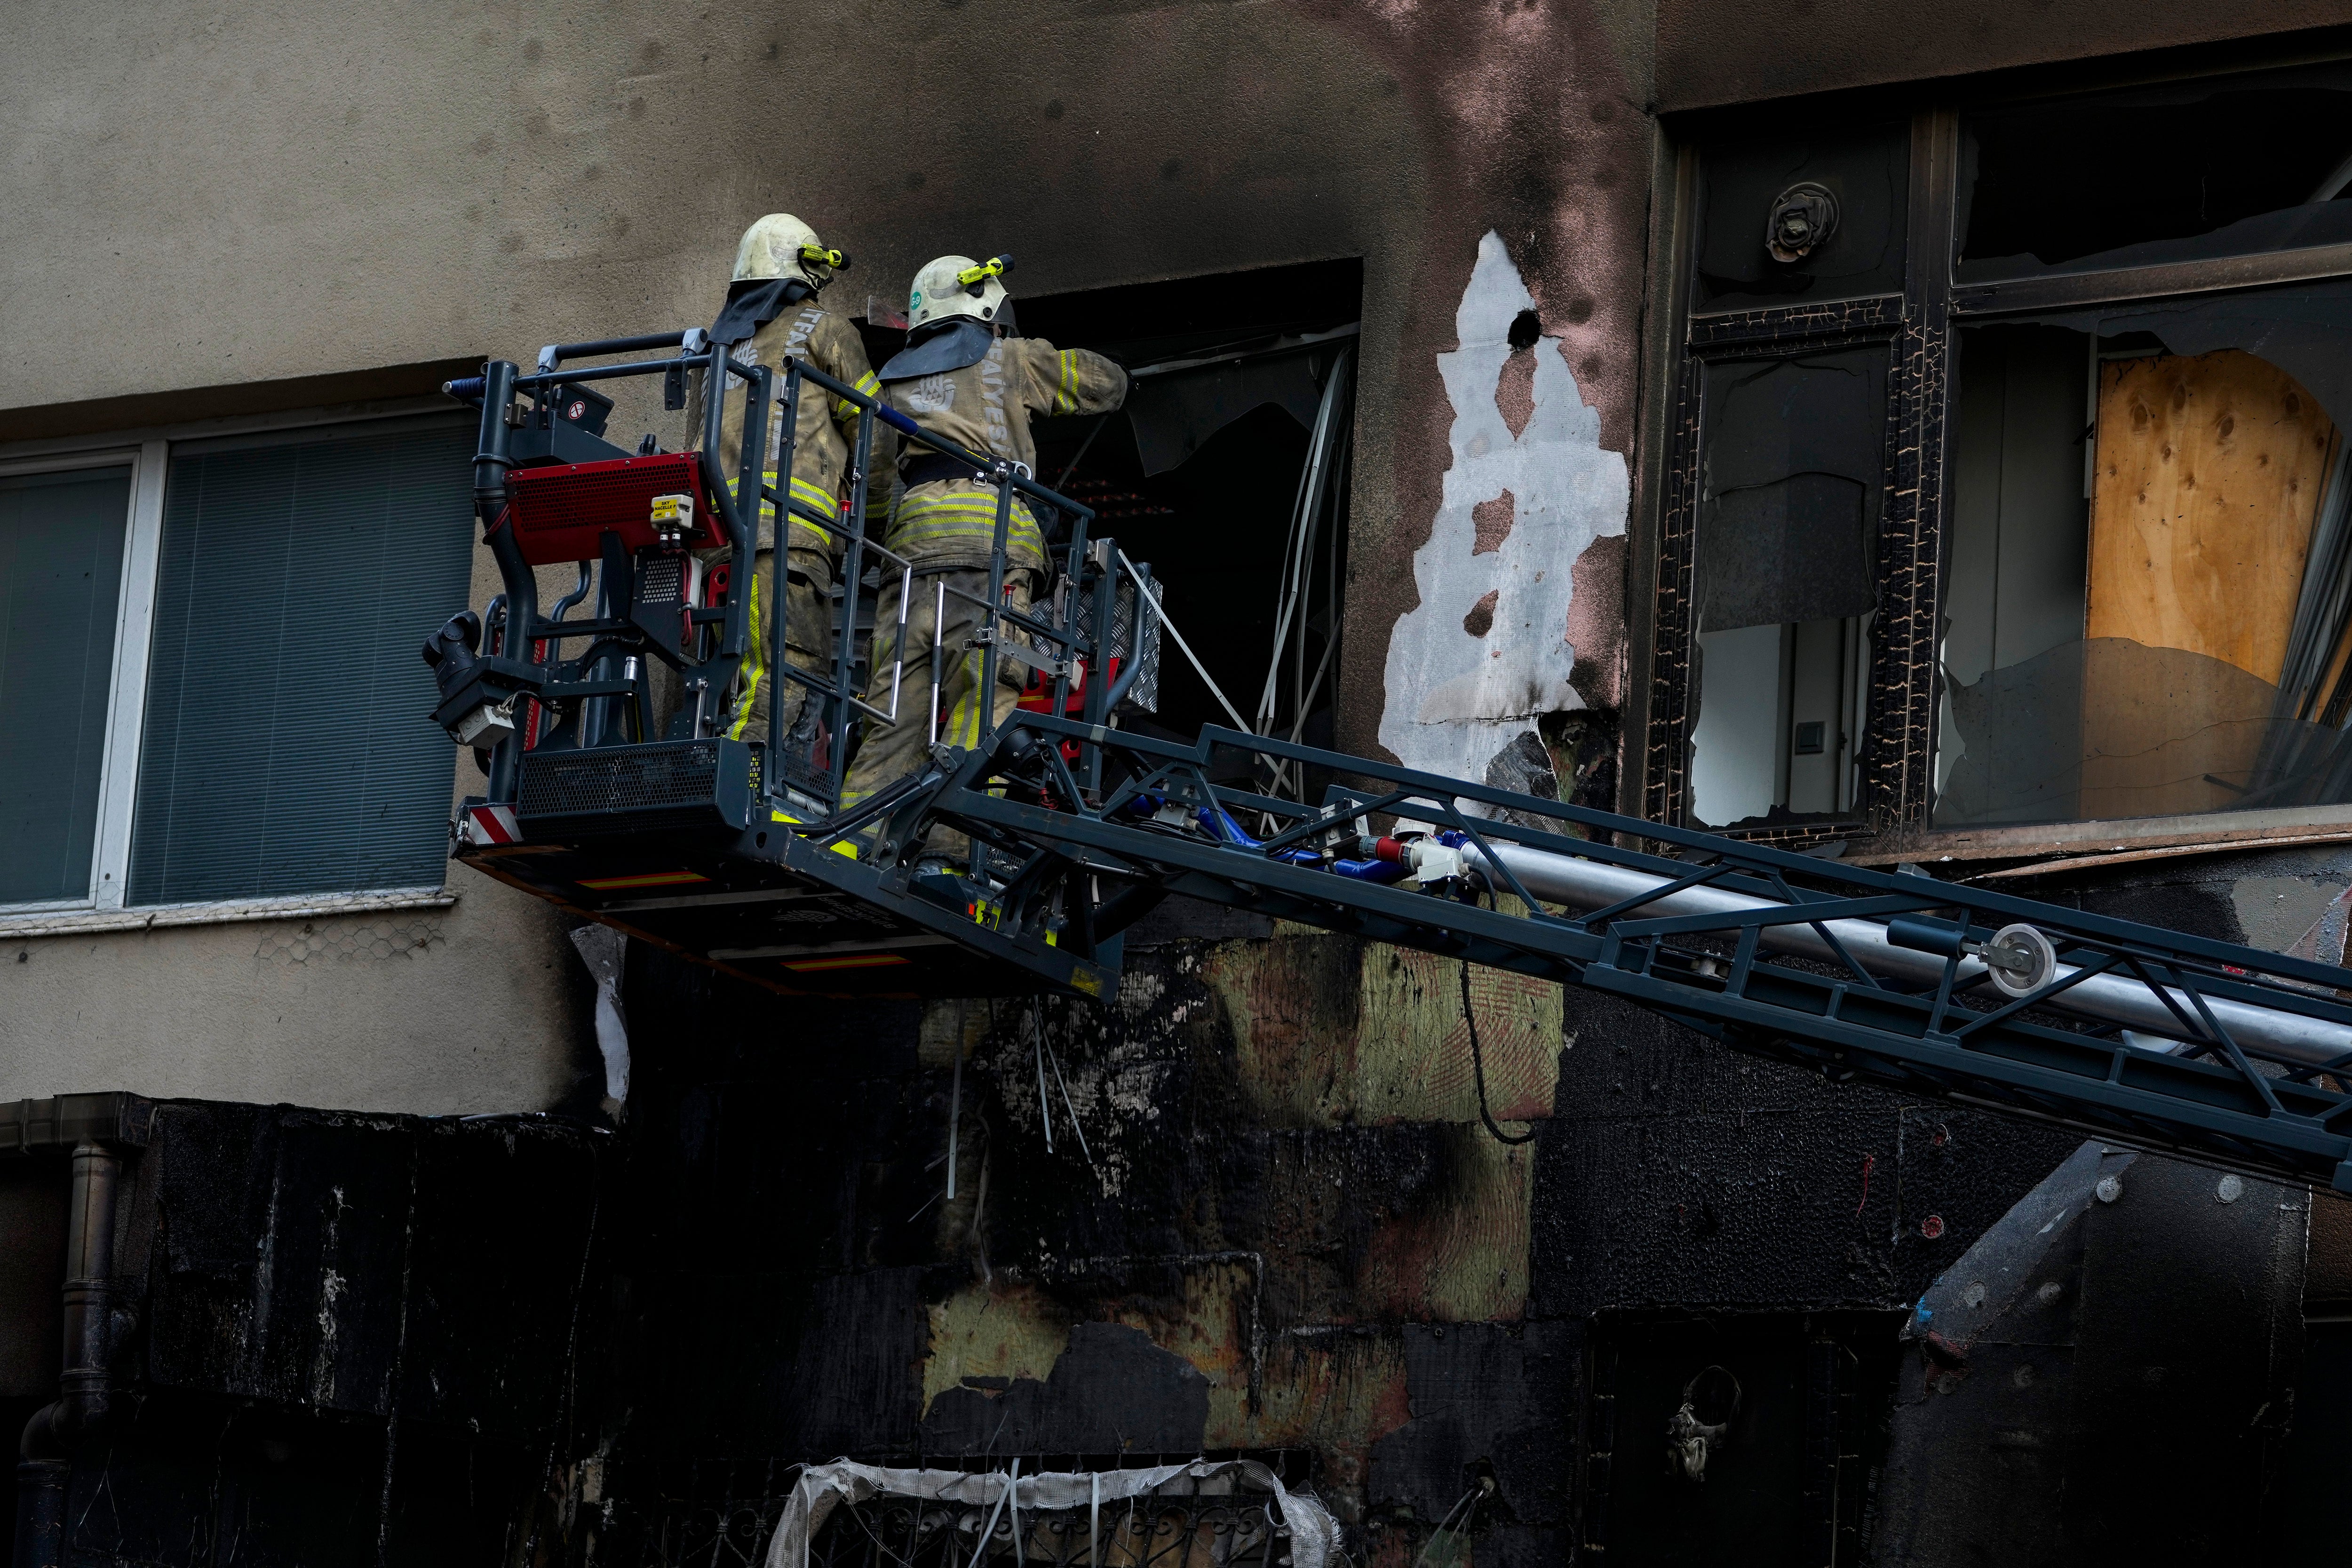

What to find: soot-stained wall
left=604, top=919, right=1588, bottom=1555
left=596, top=895, right=2110, bottom=1567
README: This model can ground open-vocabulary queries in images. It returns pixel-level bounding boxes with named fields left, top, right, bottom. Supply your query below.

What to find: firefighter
left=690, top=213, right=891, bottom=748
left=839, top=253, right=1129, bottom=849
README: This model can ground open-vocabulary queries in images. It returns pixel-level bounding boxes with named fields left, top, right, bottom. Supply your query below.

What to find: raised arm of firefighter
left=689, top=214, right=895, bottom=748
left=840, top=251, right=1129, bottom=842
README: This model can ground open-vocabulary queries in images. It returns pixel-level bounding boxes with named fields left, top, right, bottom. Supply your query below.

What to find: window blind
left=0, top=466, right=131, bottom=904
left=129, top=420, right=476, bottom=906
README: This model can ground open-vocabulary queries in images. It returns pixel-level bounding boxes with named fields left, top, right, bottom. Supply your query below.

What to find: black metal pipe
left=533, top=330, right=690, bottom=369
left=15, top=1142, right=126, bottom=1568
left=581, top=532, right=631, bottom=748
left=830, top=398, right=879, bottom=804
left=511, top=354, right=757, bottom=393
left=472, top=362, right=537, bottom=803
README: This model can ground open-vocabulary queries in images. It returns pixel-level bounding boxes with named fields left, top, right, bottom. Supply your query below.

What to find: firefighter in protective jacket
left=840, top=252, right=1128, bottom=821
left=691, top=213, right=891, bottom=744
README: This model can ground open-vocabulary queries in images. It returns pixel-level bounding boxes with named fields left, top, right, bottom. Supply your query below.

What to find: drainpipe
left=15, top=1141, right=130, bottom=1568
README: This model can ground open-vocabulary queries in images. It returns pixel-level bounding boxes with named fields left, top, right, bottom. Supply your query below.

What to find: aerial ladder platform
left=431, top=329, right=2352, bottom=1195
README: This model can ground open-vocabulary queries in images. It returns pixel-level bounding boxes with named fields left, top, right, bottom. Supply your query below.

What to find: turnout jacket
left=691, top=301, right=891, bottom=583
left=882, top=336, right=1128, bottom=572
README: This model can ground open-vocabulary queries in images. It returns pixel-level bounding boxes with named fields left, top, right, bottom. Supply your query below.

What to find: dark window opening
left=1959, top=62, right=2352, bottom=278
left=1692, top=123, right=1909, bottom=312
left=865, top=259, right=1362, bottom=764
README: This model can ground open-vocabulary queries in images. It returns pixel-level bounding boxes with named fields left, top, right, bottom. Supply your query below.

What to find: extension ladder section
left=868, top=717, right=2352, bottom=1191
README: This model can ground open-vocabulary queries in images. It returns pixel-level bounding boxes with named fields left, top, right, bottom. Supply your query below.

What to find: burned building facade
left=11, top=2, right=2352, bottom=1565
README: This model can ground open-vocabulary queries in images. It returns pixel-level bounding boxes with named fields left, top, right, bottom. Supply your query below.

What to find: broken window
left=1660, top=60, right=2352, bottom=843
left=1959, top=62, right=2352, bottom=279
left=1692, top=122, right=1908, bottom=311
left=1687, top=345, right=1889, bottom=828
left=1937, top=283, right=2352, bottom=826
left=1013, top=260, right=1359, bottom=762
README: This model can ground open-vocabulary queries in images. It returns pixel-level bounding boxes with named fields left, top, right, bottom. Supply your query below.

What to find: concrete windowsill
left=0, top=887, right=457, bottom=939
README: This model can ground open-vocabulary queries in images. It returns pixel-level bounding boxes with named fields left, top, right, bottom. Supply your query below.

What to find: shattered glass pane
left=1124, top=348, right=1325, bottom=476
left=1694, top=122, right=1908, bottom=311
left=1687, top=347, right=1888, bottom=827
left=1696, top=350, right=1887, bottom=632
left=1938, top=295, right=2352, bottom=827
left=1960, top=61, right=2352, bottom=278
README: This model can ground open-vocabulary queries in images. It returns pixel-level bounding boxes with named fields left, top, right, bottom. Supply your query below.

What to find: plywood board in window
left=2086, top=349, right=2336, bottom=685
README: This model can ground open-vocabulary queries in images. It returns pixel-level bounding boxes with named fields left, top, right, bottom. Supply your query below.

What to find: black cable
left=1461, top=948, right=1537, bottom=1146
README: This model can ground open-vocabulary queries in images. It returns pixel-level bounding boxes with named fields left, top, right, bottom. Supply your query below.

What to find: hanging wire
left=1046, top=1002, right=1095, bottom=1167
left=1257, top=349, right=1354, bottom=802
left=1032, top=1003, right=1056, bottom=1154
left=1412, top=1482, right=1489, bottom=1568
left=1460, top=891, right=1536, bottom=1146
left=946, top=1013, right=964, bottom=1201
left=1255, top=351, right=1351, bottom=737
left=966, top=1461, right=1017, bottom=1568
left=1461, top=958, right=1536, bottom=1146
left=1118, top=549, right=1254, bottom=733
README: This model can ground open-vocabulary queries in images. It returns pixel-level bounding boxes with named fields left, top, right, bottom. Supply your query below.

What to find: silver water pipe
left=1402, top=837, right=2352, bottom=1071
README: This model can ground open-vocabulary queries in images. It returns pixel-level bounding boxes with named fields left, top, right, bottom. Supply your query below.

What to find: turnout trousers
left=841, top=565, right=1038, bottom=856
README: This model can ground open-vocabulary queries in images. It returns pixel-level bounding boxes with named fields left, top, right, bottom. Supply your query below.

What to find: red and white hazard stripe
left=460, top=804, right=522, bottom=847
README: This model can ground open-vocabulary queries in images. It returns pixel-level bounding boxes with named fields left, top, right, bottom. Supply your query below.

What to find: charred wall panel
left=0, top=1161, right=68, bottom=1400
left=1875, top=1146, right=2306, bottom=1566
left=138, top=1103, right=602, bottom=1429
left=611, top=946, right=933, bottom=1461
left=21, top=1100, right=608, bottom=1568
left=1531, top=990, right=2078, bottom=1317
left=1367, top=1321, right=1582, bottom=1543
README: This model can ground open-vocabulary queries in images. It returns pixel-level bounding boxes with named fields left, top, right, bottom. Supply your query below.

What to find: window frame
left=1643, top=54, right=2352, bottom=861
left=0, top=397, right=465, bottom=925
left=0, top=443, right=160, bottom=915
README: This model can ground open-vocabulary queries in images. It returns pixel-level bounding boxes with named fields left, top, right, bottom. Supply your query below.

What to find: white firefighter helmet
left=731, top=214, right=849, bottom=289
left=908, top=253, right=1013, bottom=331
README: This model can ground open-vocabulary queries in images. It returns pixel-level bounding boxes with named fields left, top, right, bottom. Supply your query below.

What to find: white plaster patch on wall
left=1379, top=231, right=1629, bottom=785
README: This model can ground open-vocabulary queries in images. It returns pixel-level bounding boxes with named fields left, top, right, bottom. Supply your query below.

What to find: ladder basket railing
left=446, top=332, right=1111, bottom=831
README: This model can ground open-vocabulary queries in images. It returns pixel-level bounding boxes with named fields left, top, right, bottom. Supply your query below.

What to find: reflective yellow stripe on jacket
left=890, top=491, right=1046, bottom=560
left=1053, top=350, right=1084, bottom=416
left=730, top=471, right=846, bottom=552
left=833, top=370, right=882, bottom=428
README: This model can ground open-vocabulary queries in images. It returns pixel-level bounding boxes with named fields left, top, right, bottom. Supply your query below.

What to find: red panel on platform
left=501, top=452, right=728, bottom=565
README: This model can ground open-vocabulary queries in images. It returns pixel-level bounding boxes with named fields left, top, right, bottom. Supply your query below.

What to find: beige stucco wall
left=0, top=0, right=1431, bottom=418
left=0, top=880, right=588, bottom=1114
